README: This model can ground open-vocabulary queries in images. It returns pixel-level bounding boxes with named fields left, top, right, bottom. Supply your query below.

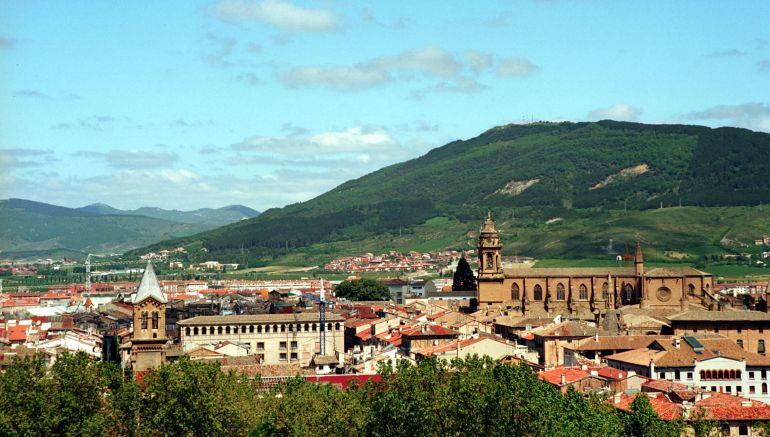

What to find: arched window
left=511, top=283, right=520, bottom=300
left=185, top=327, right=191, bottom=336
left=218, top=326, right=223, bottom=334
left=257, top=325, right=262, bottom=333
left=249, top=325, right=254, bottom=333
left=141, top=311, right=148, bottom=329
left=335, top=323, right=341, bottom=330
left=209, top=327, right=215, bottom=335
left=717, top=370, right=723, bottom=379
left=763, top=383, right=768, bottom=394
left=328, top=323, right=332, bottom=331
left=624, top=284, right=634, bottom=302
left=241, top=325, right=246, bottom=333
left=193, top=327, right=198, bottom=336
left=304, top=323, right=309, bottom=331
left=225, top=326, right=231, bottom=334
left=556, top=283, right=565, bottom=300
left=486, top=253, right=494, bottom=269
left=579, top=284, right=588, bottom=300
left=288, top=324, right=294, bottom=332
left=280, top=324, right=286, bottom=332
left=312, top=323, right=317, bottom=331
left=602, top=283, right=609, bottom=301
left=737, top=370, right=742, bottom=379
left=151, top=312, right=159, bottom=329
left=274, top=325, right=279, bottom=333
left=533, top=285, right=543, bottom=301
left=688, top=284, right=696, bottom=295
left=700, top=370, right=705, bottom=379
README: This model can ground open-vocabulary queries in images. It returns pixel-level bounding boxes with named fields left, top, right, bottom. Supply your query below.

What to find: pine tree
left=452, top=257, right=477, bottom=291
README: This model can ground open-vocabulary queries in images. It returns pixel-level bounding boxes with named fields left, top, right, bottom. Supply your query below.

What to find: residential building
left=178, top=312, right=345, bottom=367
left=604, top=335, right=770, bottom=403
left=667, top=310, right=770, bottom=355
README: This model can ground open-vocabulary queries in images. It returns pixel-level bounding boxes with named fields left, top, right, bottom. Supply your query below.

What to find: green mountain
left=77, top=203, right=260, bottom=227
left=0, top=199, right=209, bottom=258
left=131, top=121, right=770, bottom=265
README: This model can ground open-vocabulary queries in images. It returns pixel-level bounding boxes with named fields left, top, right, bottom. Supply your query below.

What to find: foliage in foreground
left=0, top=352, right=730, bottom=437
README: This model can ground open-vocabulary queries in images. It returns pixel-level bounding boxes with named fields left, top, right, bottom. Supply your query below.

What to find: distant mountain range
left=77, top=202, right=259, bottom=228
left=0, top=199, right=259, bottom=259
left=131, top=120, right=770, bottom=266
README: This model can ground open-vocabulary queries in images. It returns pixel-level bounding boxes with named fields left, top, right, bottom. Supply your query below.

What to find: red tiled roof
left=538, top=367, right=591, bottom=386
left=356, top=330, right=373, bottom=341
left=613, top=393, right=683, bottom=420
left=8, top=325, right=28, bottom=342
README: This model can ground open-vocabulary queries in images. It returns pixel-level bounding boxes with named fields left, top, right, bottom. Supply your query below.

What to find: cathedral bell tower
left=130, top=261, right=168, bottom=372
left=477, top=210, right=504, bottom=281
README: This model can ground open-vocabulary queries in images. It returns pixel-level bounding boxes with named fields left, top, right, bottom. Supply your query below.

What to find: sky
left=1, top=0, right=769, bottom=211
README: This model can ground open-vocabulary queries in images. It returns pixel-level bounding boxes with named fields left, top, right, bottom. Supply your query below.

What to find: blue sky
left=1, top=0, right=769, bottom=211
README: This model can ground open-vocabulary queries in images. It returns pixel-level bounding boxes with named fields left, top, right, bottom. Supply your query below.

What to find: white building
left=178, top=312, right=345, bottom=367
left=605, top=335, right=770, bottom=403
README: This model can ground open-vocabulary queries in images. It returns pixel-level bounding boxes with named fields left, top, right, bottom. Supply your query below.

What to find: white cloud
left=496, top=57, right=540, bottom=77
left=278, top=65, right=390, bottom=91
left=0, top=37, right=15, bottom=49
left=372, top=46, right=462, bottom=79
left=233, top=126, right=398, bottom=156
left=687, top=102, right=770, bottom=132
left=464, top=51, right=493, bottom=73
left=587, top=103, right=642, bottom=121
left=704, top=48, right=746, bottom=58
left=214, top=0, right=339, bottom=32
left=0, top=148, right=55, bottom=168
left=76, top=149, right=179, bottom=169
left=277, top=47, right=538, bottom=92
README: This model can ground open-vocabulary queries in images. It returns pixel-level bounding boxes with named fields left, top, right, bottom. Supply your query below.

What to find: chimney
left=674, top=338, right=681, bottom=348
left=560, top=373, right=566, bottom=385
left=613, top=393, right=622, bottom=404
left=581, top=364, right=588, bottom=371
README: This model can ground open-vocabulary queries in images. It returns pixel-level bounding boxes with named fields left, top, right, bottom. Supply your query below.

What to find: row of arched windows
left=700, top=369, right=741, bottom=380
left=185, top=322, right=342, bottom=337
left=510, top=282, right=610, bottom=301
left=140, top=311, right=160, bottom=330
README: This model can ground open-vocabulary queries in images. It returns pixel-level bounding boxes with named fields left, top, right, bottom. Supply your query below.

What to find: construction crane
left=319, top=277, right=326, bottom=356
left=85, top=253, right=92, bottom=297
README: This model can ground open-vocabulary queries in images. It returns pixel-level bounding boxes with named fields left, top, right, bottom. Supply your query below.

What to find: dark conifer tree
left=452, top=257, right=477, bottom=291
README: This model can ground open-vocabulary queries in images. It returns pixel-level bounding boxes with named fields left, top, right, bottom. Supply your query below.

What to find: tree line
left=2, top=352, right=756, bottom=436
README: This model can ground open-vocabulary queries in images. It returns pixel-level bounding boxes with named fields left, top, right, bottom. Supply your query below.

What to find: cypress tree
left=452, top=257, right=477, bottom=291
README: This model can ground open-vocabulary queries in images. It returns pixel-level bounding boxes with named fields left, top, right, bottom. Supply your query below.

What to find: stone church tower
left=477, top=211, right=504, bottom=281
left=130, top=261, right=168, bottom=372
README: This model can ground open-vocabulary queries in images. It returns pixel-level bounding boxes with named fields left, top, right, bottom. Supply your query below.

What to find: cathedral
left=130, top=261, right=168, bottom=371
left=476, top=212, right=715, bottom=316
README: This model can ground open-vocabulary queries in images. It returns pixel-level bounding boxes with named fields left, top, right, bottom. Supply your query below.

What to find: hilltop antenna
left=319, top=277, right=327, bottom=356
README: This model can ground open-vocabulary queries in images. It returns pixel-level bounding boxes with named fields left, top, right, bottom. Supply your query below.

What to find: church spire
left=481, top=209, right=497, bottom=233
left=634, top=240, right=644, bottom=276
left=133, top=261, right=167, bottom=304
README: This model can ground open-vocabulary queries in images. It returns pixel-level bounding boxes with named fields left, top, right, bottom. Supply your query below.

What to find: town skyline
left=2, top=0, right=769, bottom=211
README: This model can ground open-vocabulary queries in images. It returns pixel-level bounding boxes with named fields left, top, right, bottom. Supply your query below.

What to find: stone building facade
left=130, top=262, right=169, bottom=372
left=476, top=213, right=715, bottom=316
left=178, top=313, right=344, bottom=367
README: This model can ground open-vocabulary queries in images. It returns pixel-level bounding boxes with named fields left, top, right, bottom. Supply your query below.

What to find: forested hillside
left=133, top=121, right=770, bottom=265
